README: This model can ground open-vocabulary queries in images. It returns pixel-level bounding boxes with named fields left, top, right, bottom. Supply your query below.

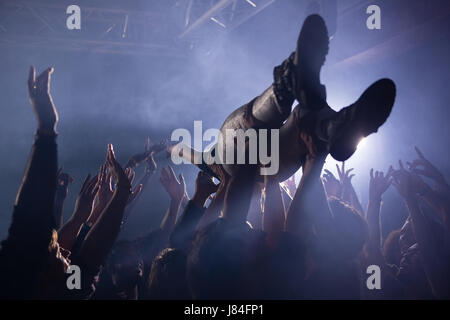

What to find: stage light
left=357, top=137, right=367, bottom=149
left=245, top=0, right=257, bottom=7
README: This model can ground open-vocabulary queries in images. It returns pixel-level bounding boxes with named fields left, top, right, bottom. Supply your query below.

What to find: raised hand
left=124, top=167, right=143, bottom=205
left=126, top=137, right=167, bottom=169
left=369, top=167, right=393, bottom=202
left=391, top=160, right=417, bottom=199
left=407, top=146, right=447, bottom=187
left=125, top=167, right=135, bottom=185
left=148, top=137, right=168, bottom=155
left=335, top=161, right=364, bottom=215
left=336, top=162, right=355, bottom=188
left=196, top=165, right=230, bottom=230
left=322, top=169, right=342, bottom=198
left=143, top=137, right=159, bottom=173
left=106, top=144, right=131, bottom=191
left=27, top=66, right=58, bottom=133
left=73, top=174, right=99, bottom=222
left=391, top=160, right=435, bottom=202
left=58, top=174, right=98, bottom=251
left=146, top=153, right=157, bottom=173
left=366, top=167, right=393, bottom=258
left=96, top=164, right=114, bottom=209
left=192, top=171, right=219, bottom=207
left=145, top=136, right=152, bottom=153
left=282, top=175, right=297, bottom=198
left=392, top=160, right=450, bottom=298
left=159, top=166, right=186, bottom=203
left=78, top=145, right=133, bottom=272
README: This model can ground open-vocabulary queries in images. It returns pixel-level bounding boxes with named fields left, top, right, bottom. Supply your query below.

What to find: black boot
left=313, top=78, right=397, bottom=161
left=270, top=14, right=330, bottom=122
left=293, top=14, right=329, bottom=108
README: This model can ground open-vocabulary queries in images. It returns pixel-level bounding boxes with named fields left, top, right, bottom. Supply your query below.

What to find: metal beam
left=178, top=0, right=234, bottom=39
left=0, top=0, right=188, bottom=57
left=0, top=34, right=185, bottom=57
left=229, top=0, right=275, bottom=30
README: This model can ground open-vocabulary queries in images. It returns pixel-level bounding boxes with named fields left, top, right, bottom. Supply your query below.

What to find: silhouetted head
left=148, top=248, right=190, bottom=299
left=106, top=241, right=143, bottom=292
left=187, top=218, right=254, bottom=299
left=34, top=230, right=71, bottom=298
left=329, top=198, right=369, bottom=260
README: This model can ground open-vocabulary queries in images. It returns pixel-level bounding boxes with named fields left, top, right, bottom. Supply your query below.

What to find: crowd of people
left=0, top=65, right=449, bottom=300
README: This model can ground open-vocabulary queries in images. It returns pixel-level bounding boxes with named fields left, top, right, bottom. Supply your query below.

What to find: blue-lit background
left=0, top=0, right=449, bottom=240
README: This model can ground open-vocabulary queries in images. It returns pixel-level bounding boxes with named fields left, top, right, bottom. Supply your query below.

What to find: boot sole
left=294, top=14, right=329, bottom=100
left=329, top=78, right=396, bottom=161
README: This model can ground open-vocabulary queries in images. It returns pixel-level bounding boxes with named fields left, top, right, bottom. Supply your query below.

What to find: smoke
left=0, top=0, right=449, bottom=239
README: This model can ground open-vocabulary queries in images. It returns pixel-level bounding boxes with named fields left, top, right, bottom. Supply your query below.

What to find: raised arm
left=365, top=168, right=392, bottom=261
left=125, top=137, right=166, bottom=170
left=170, top=171, right=218, bottom=250
left=57, top=174, right=98, bottom=251
left=77, top=144, right=131, bottom=270
left=392, top=161, right=450, bottom=299
left=408, top=146, right=450, bottom=195
left=322, top=169, right=342, bottom=199
left=159, top=166, right=186, bottom=235
left=6, top=67, right=59, bottom=248
left=54, top=169, right=73, bottom=229
left=262, top=174, right=286, bottom=249
left=407, top=146, right=450, bottom=230
left=196, top=165, right=230, bottom=230
left=86, top=164, right=113, bottom=226
left=282, top=176, right=297, bottom=199
left=221, top=165, right=257, bottom=225
left=286, top=133, right=332, bottom=241
left=0, top=67, right=59, bottom=298
left=337, top=162, right=364, bottom=215
left=87, top=164, right=140, bottom=227
left=121, top=138, right=165, bottom=225
left=117, top=167, right=143, bottom=226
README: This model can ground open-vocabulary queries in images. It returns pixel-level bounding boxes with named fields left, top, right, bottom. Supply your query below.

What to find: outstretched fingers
left=128, top=184, right=143, bottom=204
left=80, top=174, right=92, bottom=194
left=414, top=146, right=426, bottom=160
left=179, top=173, right=185, bottom=188
left=86, top=175, right=99, bottom=196
left=27, top=66, right=36, bottom=97
left=36, top=67, right=53, bottom=94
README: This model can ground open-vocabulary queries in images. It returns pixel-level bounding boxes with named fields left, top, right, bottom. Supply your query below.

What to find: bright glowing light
left=357, top=137, right=367, bottom=149
left=246, top=0, right=257, bottom=7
